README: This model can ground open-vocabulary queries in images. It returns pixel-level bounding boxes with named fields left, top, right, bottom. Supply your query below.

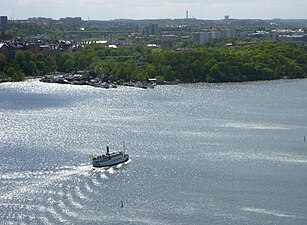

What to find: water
left=0, top=79, right=306, bottom=225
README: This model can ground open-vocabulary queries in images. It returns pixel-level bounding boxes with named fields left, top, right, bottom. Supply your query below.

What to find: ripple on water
left=1, top=79, right=307, bottom=225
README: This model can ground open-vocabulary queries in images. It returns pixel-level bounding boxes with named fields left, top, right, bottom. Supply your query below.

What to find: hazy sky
left=1, top=0, right=306, bottom=20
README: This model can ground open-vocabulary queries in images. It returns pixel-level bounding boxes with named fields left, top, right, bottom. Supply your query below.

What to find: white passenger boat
left=92, top=144, right=129, bottom=167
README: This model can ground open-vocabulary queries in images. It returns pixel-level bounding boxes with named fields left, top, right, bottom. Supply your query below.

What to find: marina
left=39, top=73, right=157, bottom=89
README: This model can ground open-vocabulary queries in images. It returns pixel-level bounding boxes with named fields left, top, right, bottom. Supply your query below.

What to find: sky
left=1, top=0, right=306, bottom=20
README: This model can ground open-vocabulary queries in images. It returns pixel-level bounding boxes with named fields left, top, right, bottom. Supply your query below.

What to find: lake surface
left=0, top=79, right=306, bottom=225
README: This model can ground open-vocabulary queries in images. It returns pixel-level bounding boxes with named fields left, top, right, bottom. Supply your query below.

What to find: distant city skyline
left=1, top=0, right=306, bottom=20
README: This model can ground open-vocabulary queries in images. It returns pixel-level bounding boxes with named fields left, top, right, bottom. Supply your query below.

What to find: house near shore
left=0, top=42, right=24, bottom=60
left=0, top=39, right=76, bottom=60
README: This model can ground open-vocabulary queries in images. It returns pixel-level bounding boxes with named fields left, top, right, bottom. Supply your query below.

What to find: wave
left=0, top=161, right=131, bottom=224
left=241, top=207, right=297, bottom=218
left=205, top=151, right=307, bottom=165
left=221, top=121, right=294, bottom=130
left=0, top=161, right=131, bottom=200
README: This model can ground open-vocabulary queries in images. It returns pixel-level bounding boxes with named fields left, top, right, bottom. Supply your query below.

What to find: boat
left=92, top=143, right=129, bottom=167
left=101, top=82, right=110, bottom=89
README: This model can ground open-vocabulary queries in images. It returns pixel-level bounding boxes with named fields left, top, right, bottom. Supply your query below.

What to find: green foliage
left=0, top=54, right=7, bottom=72
left=5, top=67, right=25, bottom=81
left=0, top=71, right=9, bottom=81
left=3, top=41, right=307, bottom=83
left=155, top=75, right=165, bottom=84
left=142, top=42, right=307, bottom=83
left=1, top=50, right=59, bottom=82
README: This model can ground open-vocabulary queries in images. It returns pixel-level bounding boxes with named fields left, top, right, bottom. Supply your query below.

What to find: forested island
left=1, top=41, right=306, bottom=83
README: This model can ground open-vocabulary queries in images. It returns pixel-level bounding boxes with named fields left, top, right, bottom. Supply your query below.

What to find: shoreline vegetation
left=1, top=41, right=306, bottom=84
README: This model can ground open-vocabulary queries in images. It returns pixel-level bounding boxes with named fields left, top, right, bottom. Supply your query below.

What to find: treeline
left=1, top=42, right=306, bottom=83
left=0, top=51, right=57, bottom=82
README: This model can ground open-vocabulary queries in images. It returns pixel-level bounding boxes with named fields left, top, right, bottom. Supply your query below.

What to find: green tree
left=14, top=50, right=37, bottom=76
left=0, top=54, right=7, bottom=72
left=6, top=67, right=24, bottom=81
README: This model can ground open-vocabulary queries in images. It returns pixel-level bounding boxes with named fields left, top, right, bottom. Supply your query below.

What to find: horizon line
left=6, top=16, right=307, bottom=21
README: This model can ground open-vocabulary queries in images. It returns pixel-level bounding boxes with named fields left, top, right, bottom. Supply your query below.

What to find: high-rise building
left=210, top=30, right=220, bottom=40
left=133, top=24, right=140, bottom=34
left=224, top=15, right=229, bottom=20
left=0, top=16, right=8, bottom=33
left=186, top=11, right=189, bottom=19
left=220, top=29, right=234, bottom=39
left=150, top=23, right=159, bottom=35
left=225, top=29, right=234, bottom=39
left=192, top=32, right=210, bottom=44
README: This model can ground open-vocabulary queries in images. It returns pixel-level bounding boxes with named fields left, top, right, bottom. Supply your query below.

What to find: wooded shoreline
left=1, top=41, right=306, bottom=83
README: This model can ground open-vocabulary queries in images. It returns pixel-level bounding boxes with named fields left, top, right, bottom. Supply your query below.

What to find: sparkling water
left=1, top=79, right=306, bottom=224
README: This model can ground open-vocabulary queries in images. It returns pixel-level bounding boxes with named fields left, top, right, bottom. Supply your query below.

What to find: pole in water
left=304, top=136, right=306, bottom=142
left=121, top=200, right=124, bottom=208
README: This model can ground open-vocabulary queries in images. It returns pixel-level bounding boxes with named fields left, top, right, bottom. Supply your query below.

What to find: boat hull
left=92, top=154, right=129, bottom=167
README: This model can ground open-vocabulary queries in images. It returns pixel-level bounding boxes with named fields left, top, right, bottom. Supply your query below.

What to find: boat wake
left=241, top=207, right=298, bottom=218
left=0, top=160, right=131, bottom=224
left=205, top=151, right=307, bottom=165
